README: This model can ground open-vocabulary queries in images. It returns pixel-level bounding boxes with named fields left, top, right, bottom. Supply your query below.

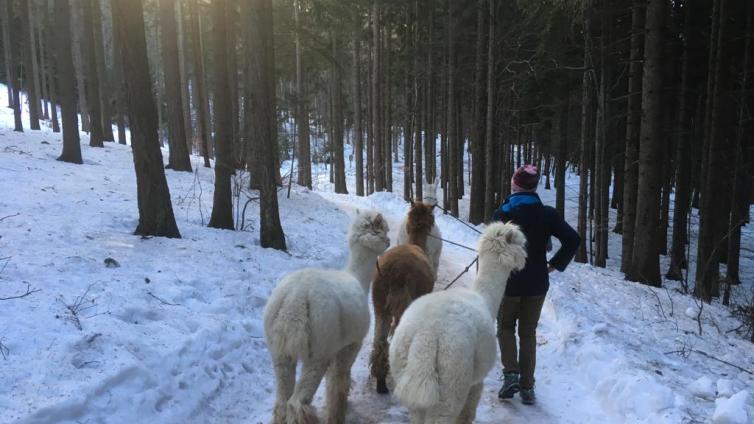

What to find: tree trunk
left=176, top=0, right=192, bottom=151
left=555, top=101, right=568, bottom=217
left=627, top=0, right=664, bottom=286
left=160, top=0, right=192, bottom=171
left=372, top=1, right=384, bottom=192
left=294, top=0, right=311, bottom=188
left=245, top=0, right=286, bottom=250
left=111, top=0, right=128, bottom=145
left=71, top=5, right=89, bottom=133
left=2, top=0, right=22, bottom=132
left=367, top=39, right=374, bottom=194
left=226, top=0, right=239, bottom=167
left=112, top=0, right=181, bottom=238
left=82, top=0, right=105, bottom=147
left=483, top=0, right=496, bottom=218
left=1, top=0, right=11, bottom=107
left=22, top=0, right=41, bottom=130
left=413, top=2, right=423, bottom=202
left=404, top=33, right=414, bottom=204
left=208, top=0, right=234, bottom=230
left=576, top=6, right=594, bottom=264
left=695, top=0, right=735, bottom=301
left=44, top=0, right=59, bottom=133
left=91, top=0, right=113, bottom=141
left=424, top=9, right=436, bottom=186
left=469, top=0, right=486, bottom=224
left=725, top=4, right=752, bottom=291
left=594, top=1, right=612, bottom=268
left=37, top=4, right=49, bottom=120
left=332, top=32, right=347, bottom=194
left=54, top=0, right=82, bottom=164
left=621, top=0, right=644, bottom=273
left=352, top=21, right=363, bottom=196
left=384, top=28, right=392, bottom=192
left=446, top=0, right=459, bottom=217
left=189, top=0, right=211, bottom=168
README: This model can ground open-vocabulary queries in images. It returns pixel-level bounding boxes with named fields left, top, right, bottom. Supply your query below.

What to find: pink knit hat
left=511, top=165, right=539, bottom=192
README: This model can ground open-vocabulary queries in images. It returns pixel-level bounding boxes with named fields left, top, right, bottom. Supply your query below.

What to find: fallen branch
left=0, top=213, right=20, bottom=222
left=0, top=282, right=40, bottom=301
left=665, top=348, right=753, bottom=375
left=0, top=256, right=12, bottom=275
left=147, top=291, right=181, bottom=306
left=0, top=337, right=8, bottom=359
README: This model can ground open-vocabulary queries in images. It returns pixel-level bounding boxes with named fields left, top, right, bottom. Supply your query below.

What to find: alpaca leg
left=423, top=410, right=457, bottom=424
left=272, top=356, right=296, bottom=424
left=286, top=359, right=329, bottom=424
left=409, top=408, right=427, bottom=424
left=369, top=313, right=391, bottom=394
left=325, top=343, right=361, bottom=424
left=456, top=383, right=483, bottom=424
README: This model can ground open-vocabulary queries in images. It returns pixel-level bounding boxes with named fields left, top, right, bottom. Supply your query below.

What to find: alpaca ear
left=504, top=230, right=515, bottom=244
left=410, top=199, right=416, bottom=208
left=355, top=208, right=361, bottom=216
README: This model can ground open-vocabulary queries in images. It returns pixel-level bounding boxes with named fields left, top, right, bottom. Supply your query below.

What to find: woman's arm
left=547, top=208, right=581, bottom=272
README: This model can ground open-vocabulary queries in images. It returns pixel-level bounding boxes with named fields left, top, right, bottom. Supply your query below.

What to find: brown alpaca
left=370, top=202, right=435, bottom=394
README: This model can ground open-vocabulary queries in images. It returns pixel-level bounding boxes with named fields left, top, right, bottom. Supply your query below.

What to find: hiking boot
left=520, top=387, right=536, bottom=405
left=498, top=372, right=520, bottom=399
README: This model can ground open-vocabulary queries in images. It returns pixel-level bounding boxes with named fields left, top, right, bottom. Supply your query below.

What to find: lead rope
left=431, top=203, right=482, bottom=234
left=444, top=256, right=479, bottom=290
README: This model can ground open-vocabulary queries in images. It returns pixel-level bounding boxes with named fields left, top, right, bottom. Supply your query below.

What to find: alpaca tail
left=386, top=284, right=413, bottom=331
left=393, top=332, right=440, bottom=409
left=265, top=293, right=311, bottom=360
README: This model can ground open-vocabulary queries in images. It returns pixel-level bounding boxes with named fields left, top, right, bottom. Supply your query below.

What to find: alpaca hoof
left=272, top=402, right=287, bottom=424
left=286, top=401, right=319, bottom=424
left=376, top=379, right=389, bottom=394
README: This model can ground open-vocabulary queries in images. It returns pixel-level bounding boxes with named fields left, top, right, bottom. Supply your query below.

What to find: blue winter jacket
left=492, top=192, right=581, bottom=297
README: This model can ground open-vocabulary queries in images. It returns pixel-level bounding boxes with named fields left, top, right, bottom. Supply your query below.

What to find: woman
left=493, top=164, right=580, bottom=405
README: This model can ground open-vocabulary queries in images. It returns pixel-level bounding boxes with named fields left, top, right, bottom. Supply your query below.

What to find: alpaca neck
left=472, top=262, right=514, bottom=317
left=345, top=246, right=378, bottom=293
left=407, top=229, right=429, bottom=252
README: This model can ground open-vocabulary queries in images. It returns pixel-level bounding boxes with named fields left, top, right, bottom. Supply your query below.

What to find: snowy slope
left=1, top=87, right=753, bottom=424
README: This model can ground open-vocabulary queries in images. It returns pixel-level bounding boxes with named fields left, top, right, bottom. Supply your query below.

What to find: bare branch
left=0, top=282, right=41, bottom=301
left=147, top=291, right=181, bottom=306
left=0, top=213, right=20, bottom=222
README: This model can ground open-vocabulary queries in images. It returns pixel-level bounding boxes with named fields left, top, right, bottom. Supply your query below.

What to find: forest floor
left=1, top=87, right=753, bottom=423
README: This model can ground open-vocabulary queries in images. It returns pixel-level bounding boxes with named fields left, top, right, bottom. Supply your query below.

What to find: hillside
left=1, top=92, right=753, bottom=423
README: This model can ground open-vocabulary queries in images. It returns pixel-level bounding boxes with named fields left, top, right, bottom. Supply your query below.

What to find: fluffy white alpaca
left=389, top=222, right=527, bottom=424
left=398, top=177, right=442, bottom=278
left=263, top=210, right=390, bottom=424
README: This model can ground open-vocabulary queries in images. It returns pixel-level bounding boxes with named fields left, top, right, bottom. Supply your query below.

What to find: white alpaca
left=398, top=177, right=442, bottom=278
left=263, top=210, right=390, bottom=424
left=389, top=222, right=527, bottom=424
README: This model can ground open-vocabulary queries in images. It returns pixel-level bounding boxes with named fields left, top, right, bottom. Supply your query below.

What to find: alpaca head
left=477, top=222, right=527, bottom=273
left=422, top=176, right=440, bottom=205
left=350, top=210, right=391, bottom=255
left=406, top=201, right=435, bottom=238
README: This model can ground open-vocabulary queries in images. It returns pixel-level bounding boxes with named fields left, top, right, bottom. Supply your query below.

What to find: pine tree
left=112, top=0, right=181, bottom=238
left=245, top=0, right=286, bottom=250
left=159, top=0, right=192, bottom=171
left=54, top=0, right=82, bottom=165
left=208, top=0, right=234, bottom=230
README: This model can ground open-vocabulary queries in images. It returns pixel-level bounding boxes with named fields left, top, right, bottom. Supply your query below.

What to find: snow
left=1, top=85, right=754, bottom=423
left=717, top=378, right=736, bottom=398
left=713, top=391, right=749, bottom=424
left=689, top=376, right=716, bottom=400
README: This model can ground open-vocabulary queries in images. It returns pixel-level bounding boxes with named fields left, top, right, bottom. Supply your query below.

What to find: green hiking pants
left=496, top=295, right=546, bottom=389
